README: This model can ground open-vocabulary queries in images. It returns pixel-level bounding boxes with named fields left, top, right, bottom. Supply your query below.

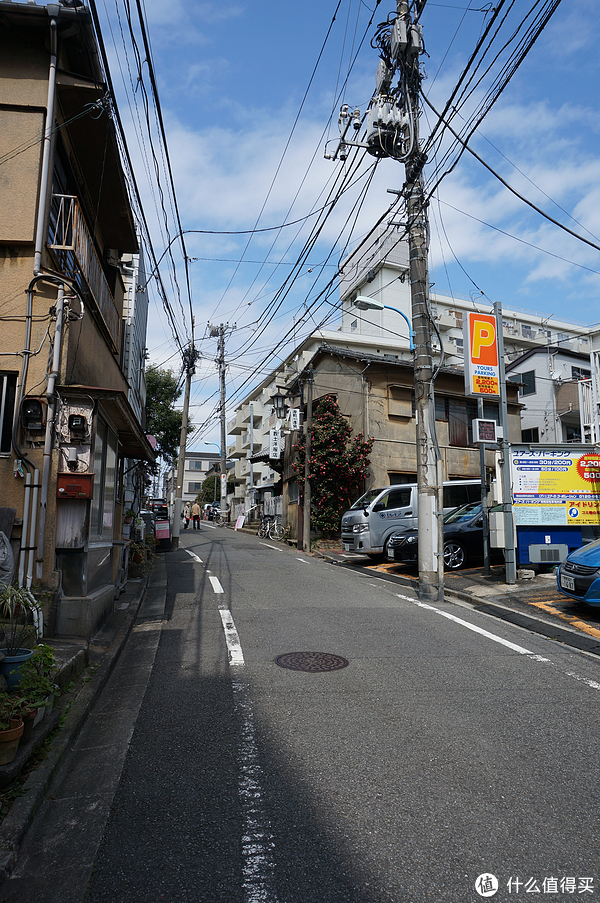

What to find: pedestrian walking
left=191, top=501, right=201, bottom=530
left=183, top=502, right=191, bottom=529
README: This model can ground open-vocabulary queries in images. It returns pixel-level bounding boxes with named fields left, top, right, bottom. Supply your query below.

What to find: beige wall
left=309, top=354, right=521, bottom=490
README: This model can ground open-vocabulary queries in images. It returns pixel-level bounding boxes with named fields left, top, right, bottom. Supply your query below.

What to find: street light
left=354, top=295, right=414, bottom=351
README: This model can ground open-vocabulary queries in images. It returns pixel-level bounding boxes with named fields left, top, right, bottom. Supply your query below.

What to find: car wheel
left=444, top=541, right=466, bottom=570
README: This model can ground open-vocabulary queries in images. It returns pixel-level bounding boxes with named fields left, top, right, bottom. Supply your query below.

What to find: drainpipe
left=36, top=286, right=65, bottom=580
left=33, top=10, right=59, bottom=277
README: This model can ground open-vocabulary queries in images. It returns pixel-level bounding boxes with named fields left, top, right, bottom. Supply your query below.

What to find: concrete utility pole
left=209, top=323, right=230, bottom=507
left=329, top=0, right=440, bottom=598
left=495, top=302, right=516, bottom=584
left=393, top=0, right=440, bottom=601
left=172, top=339, right=198, bottom=547
left=303, top=368, right=313, bottom=554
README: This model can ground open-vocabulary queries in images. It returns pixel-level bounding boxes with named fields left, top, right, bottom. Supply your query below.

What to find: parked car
left=387, top=502, right=497, bottom=570
left=556, top=539, right=600, bottom=606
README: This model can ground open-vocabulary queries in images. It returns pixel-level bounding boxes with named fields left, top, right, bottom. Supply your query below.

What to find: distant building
left=506, top=347, right=592, bottom=444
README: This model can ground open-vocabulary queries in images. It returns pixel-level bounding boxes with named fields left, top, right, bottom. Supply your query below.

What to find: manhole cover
left=274, top=652, right=349, bottom=673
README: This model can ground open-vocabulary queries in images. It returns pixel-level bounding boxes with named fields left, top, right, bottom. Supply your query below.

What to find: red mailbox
left=57, top=473, right=94, bottom=499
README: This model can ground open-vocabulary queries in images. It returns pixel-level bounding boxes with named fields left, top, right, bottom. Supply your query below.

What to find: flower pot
left=0, top=719, right=24, bottom=766
left=33, top=705, right=45, bottom=727
left=0, top=649, right=34, bottom=690
left=44, top=693, right=55, bottom=716
left=21, top=709, right=37, bottom=743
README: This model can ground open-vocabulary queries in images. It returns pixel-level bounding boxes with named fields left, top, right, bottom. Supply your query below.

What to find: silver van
left=340, top=480, right=481, bottom=557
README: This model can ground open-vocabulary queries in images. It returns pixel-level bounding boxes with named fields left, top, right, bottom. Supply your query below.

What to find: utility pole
left=172, top=338, right=198, bottom=548
left=328, top=0, right=440, bottom=598
left=209, top=323, right=231, bottom=509
left=495, top=302, right=516, bottom=584
left=303, top=368, right=313, bottom=554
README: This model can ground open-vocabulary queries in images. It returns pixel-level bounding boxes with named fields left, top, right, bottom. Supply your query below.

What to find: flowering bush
left=293, top=395, right=374, bottom=536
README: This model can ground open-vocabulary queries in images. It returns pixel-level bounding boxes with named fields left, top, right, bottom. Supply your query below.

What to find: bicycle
left=257, top=516, right=284, bottom=541
left=214, top=511, right=225, bottom=527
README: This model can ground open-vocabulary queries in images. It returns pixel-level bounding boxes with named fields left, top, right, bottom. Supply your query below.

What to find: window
left=389, top=472, right=417, bottom=485
left=518, top=370, right=536, bottom=396
left=0, top=373, right=17, bottom=454
left=521, top=427, right=539, bottom=443
left=572, top=366, right=591, bottom=380
left=187, top=460, right=205, bottom=470
left=187, top=482, right=202, bottom=493
left=90, top=417, right=117, bottom=540
left=448, top=399, right=477, bottom=447
left=374, top=489, right=412, bottom=511
left=388, top=385, right=412, bottom=419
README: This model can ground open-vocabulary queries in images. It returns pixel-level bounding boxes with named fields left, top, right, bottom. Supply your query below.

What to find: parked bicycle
left=257, top=516, right=285, bottom=541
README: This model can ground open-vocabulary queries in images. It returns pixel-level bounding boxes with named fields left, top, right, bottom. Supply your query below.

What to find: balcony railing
left=48, top=195, right=121, bottom=352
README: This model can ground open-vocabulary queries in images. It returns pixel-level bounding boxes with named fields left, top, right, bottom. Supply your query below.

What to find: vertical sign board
left=269, top=429, right=283, bottom=459
left=510, top=445, right=600, bottom=525
left=463, top=312, right=500, bottom=397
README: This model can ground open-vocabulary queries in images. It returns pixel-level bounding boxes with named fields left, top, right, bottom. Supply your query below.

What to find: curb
left=0, top=570, right=151, bottom=877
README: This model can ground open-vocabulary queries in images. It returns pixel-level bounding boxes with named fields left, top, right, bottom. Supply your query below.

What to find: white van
left=340, top=480, right=481, bottom=557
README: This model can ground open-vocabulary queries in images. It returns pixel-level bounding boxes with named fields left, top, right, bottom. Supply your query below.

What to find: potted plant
left=0, top=692, right=24, bottom=765
left=128, top=536, right=156, bottom=576
left=17, top=644, right=59, bottom=716
left=124, top=507, right=136, bottom=525
left=0, top=585, right=41, bottom=689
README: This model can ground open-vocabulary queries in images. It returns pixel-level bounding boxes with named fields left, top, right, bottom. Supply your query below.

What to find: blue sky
left=96, top=0, right=600, bottom=449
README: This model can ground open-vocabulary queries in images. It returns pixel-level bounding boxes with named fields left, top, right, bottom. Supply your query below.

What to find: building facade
left=0, top=2, right=153, bottom=637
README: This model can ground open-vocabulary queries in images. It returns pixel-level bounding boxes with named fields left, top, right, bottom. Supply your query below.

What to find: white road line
left=296, top=557, right=308, bottom=563
left=218, top=607, right=244, bottom=665
left=209, top=575, right=224, bottom=594
left=259, top=542, right=283, bottom=552
left=218, top=607, right=278, bottom=902
left=396, top=593, right=600, bottom=694
left=185, top=550, right=203, bottom=563
left=396, top=593, right=538, bottom=655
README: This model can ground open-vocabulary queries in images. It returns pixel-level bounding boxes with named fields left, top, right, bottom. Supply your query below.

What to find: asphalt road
left=3, top=525, right=600, bottom=902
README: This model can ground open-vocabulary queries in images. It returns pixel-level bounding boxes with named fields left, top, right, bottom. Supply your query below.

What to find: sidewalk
left=0, top=555, right=167, bottom=877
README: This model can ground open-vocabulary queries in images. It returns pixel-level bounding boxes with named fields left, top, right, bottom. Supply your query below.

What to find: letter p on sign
left=469, top=314, right=498, bottom=366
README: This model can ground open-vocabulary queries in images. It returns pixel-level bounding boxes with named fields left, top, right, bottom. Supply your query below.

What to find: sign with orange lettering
left=463, top=311, right=500, bottom=397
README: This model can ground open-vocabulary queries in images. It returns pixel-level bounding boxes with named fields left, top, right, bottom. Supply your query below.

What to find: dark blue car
left=556, top=538, right=600, bottom=606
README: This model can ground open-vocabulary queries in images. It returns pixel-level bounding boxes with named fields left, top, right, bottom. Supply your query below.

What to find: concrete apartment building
left=0, top=1, right=153, bottom=637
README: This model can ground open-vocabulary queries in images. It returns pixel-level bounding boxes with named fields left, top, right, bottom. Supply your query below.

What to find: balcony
left=241, top=429, right=259, bottom=450
left=227, top=411, right=245, bottom=435
left=48, top=195, right=121, bottom=353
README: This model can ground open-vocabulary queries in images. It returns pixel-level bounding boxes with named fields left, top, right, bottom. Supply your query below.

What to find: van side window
left=384, top=489, right=412, bottom=509
left=443, top=484, right=469, bottom=510
left=467, top=484, right=482, bottom=503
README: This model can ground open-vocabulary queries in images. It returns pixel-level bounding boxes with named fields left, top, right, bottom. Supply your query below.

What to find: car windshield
left=350, top=488, right=386, bottom=510
left=444, top=502, right=482, bottom=524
